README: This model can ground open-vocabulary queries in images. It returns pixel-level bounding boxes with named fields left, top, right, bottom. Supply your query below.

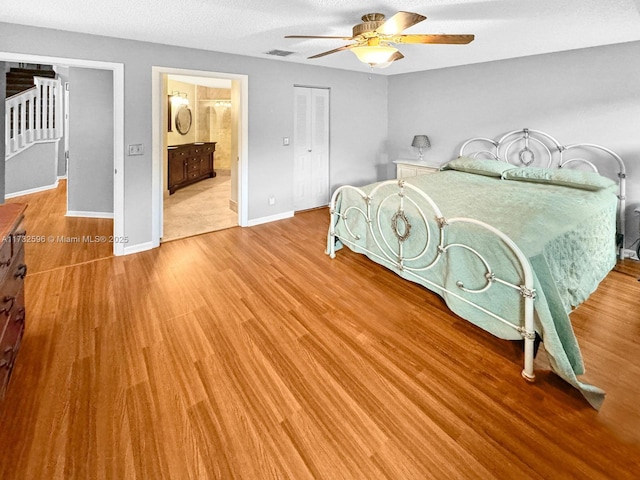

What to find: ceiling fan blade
left=308, top=44, right=356, bottom=59
left=375, top=11, right=426, bottom=35
left=285, top=35, right=353, bottom=40
left=392, top=34, right=475, bottom=45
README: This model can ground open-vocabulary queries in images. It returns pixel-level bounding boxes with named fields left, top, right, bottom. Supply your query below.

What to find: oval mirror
left=175, top=106, right=192, bottom=135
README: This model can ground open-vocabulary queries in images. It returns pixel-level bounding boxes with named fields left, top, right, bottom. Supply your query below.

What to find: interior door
left=293, top=86, right=329, bottom=211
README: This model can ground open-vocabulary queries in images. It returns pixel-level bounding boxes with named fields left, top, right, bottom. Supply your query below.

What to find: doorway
left=1, top=51, right=125, bottom=256
left=151, top=67, right=248, bottom=248
left=161, top=75, right=237, bottom=241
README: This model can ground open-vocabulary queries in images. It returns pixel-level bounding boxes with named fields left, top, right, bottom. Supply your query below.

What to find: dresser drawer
left=169, top=149, right=188, bottom=159
left=0, top=248, right=26, bottom=309
left=0, top=240, right=12, bottom=283
left=0, top=203, right=26, bottom=401
left=0, top=295, right=25, bottom=364
left=0, top=299, right=25, bottom=399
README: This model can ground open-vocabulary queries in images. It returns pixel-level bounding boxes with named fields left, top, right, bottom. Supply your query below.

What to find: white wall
left=237, top=61, right=388, bottom=219
left=5, top=141, right=58, bottom=196
left=0, top=22, right=389, bottom=251
left=4, top=22, right=637, bottom=250
left=68, top=66, right=114, bottom=215
left=388, top=41, right=640, bottom=247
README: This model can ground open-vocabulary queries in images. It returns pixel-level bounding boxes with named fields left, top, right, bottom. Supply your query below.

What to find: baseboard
left=4, top=180, right=59, bottom=199
left=123, top=241, right=154, bottom=256
left=247, top=211, right=294, bottom=227
left=623, top=248, right=639, bottom=261
left=229, top=199, right=238, bottom=213
left=66, top=210, right=114, bottom=219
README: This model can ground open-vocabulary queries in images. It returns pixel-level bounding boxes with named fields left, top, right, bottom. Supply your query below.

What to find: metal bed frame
left=326, top=128, right=627, bottom=382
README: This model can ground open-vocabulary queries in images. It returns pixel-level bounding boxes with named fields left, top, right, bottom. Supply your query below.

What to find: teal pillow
left=502, top=167, right=616, bottom=191
left=440, top=156, right=516, bottom=178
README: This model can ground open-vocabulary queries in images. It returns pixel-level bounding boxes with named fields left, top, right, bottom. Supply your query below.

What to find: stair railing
left=5, top=76, right=62, bottom=160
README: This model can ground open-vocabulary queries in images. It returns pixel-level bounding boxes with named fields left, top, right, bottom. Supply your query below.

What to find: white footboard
left=326, top=179, right=538, bottom=381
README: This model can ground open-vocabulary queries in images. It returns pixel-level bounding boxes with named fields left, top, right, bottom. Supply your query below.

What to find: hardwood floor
left=0, top=207, right=639, bottom=479
left=5, top=180, right=113, bottom=274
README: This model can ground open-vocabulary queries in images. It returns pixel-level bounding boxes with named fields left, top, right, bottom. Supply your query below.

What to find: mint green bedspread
left=332, top=170, right=617, bottom=409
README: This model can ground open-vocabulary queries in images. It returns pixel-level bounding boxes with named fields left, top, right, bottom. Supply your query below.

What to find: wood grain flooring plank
left=125, top=381, right=171, bottom=480
left=193, top=351, right=298, bottom=479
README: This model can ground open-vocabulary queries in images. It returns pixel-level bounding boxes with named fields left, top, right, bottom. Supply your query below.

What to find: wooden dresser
left=0, top=203, right=27, bottom=400
left=168, top=142, right=216, bottom=194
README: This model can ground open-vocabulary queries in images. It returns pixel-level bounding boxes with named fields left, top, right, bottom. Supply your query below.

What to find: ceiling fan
left=285, top=11, right=474, bottom=68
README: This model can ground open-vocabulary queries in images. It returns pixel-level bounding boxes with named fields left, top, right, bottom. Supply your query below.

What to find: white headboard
left=459, top=128, right=627, bottom=256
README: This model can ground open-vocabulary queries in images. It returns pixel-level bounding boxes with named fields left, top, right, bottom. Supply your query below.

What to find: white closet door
left=293, top=87, right=329, bottom=211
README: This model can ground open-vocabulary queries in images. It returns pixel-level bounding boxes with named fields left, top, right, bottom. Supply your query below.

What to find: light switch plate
left=283, top=137, right=290, bottom=146
left=128, top=144, right=144, bottom=156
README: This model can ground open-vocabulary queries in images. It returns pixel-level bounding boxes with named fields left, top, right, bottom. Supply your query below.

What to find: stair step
left=7, top=74, right=56, bottom=82
left=7, top=76, right=38, bottom=86
left=6, top=66, right=57, bottom=98
left=9, top=67, right=56, bottom=78
left=8, top=71, right=57, bottom=79
left=6, top=76, right=35, bottom=85
left=6, top=88, right=33, bottom=97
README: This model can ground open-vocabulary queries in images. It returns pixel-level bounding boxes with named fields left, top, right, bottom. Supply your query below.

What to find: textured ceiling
left=3, top=0, right=640, bottom=75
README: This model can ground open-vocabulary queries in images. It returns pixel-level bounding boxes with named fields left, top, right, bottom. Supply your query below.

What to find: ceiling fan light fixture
left=285, top=11, right=474, bottom=66
left=351, top=45, right=398, bottom=66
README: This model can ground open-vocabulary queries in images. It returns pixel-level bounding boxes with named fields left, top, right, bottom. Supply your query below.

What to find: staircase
left=5, top=64, right=62, bottom=160
left=6, top=65, right=57, bottom=97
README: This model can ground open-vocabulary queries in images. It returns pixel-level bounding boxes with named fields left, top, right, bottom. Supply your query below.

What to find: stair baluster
left=5, top=76, right=62, bottom=160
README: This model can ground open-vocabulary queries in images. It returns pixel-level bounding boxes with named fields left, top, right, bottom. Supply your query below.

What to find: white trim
left=57, top=175, right=68, bottom=180
left=623, top=248, right=639, bottom=261
left=64, top=82, right=70, bottom=177
left=123, top=241, right=154, bottom=256
left=247, top=211, right=294, bottom=227
left=151, top=66, right=249, bottom=249
left=66, top=211, right=114, bottom=219
left=4, top=180, right=59, bottom=199
left=1, top=51, right=125, bottom=257
left=111, top=65, right=125, bottom=256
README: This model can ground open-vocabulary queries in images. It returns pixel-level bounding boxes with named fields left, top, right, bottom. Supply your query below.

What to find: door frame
left=0, top=51, right=125, bottom=255
left=64, top=82, right=70, bottom=177
left=151, top=66, right=249, bottom=246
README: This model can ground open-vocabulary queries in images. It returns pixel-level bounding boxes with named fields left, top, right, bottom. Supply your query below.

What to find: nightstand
left=394, top=160, right=440, bottom=179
